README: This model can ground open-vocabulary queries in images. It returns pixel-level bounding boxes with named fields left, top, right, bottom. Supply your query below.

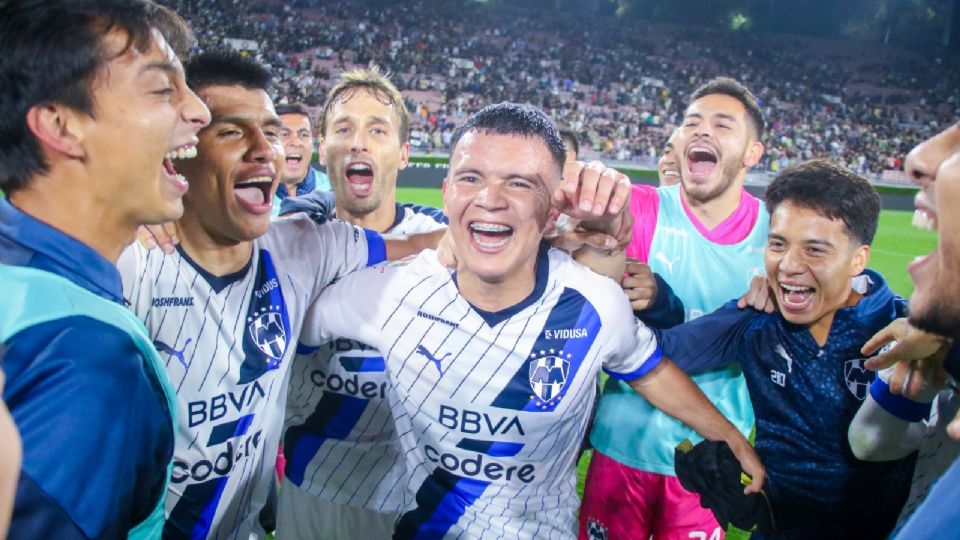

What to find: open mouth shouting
left=469, top=221, right=513, bottom=252
left=686, top=145, right=718, bottom=179
left=345, top=161, right=375, bottom=196
left=778, top=281, right=816, bottom=313
left=234, top=173, right=275, bottom=214
left=163, top=143, right=198, bottom=194
left=284, top=152, right=305, bottom=172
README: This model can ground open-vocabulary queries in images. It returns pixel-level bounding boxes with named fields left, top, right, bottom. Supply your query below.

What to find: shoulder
left=5, top=316, right=146, bottom=388
left=396, top=205, right=448, bottom=234
left=549, top=248, right=629, bottom=311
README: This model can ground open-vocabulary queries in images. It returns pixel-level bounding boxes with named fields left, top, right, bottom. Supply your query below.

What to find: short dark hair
left=275, top=102, right=312, bottom=118
left=449, top=103, right=566, bottom=171
left=765, top=159, right=880, bottom=246
left=0, top=0, right=194, bottom=192
left=690, top=77, right=765, bottom=140
left=559, top=129, right=579, bottom=156
left=185, top=50, right=272, bottom=94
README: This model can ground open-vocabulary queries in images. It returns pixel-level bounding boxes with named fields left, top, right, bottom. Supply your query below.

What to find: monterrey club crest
left=528, top=349, right=572, bottom=408
left=239, top=250, right=290, bottom=384
left=248, top=305, right=287, bottom=361
left=844, top=358, right=872, bottom=400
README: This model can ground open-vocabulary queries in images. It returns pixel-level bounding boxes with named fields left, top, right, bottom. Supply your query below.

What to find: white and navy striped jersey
left=300, top=245, right=662, bottom=539
left=118, top=215, right=384, bottom=540
left=283, top=205, right=447, bottom=512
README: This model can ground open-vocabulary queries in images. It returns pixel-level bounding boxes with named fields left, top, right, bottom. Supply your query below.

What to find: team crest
left=585, top=519, right=608, bottom=540
left=528, top=349, right=571, bottom=407
left=844, top=358, right=872, bottom=400
left=247, top=306, right=287, bottom=362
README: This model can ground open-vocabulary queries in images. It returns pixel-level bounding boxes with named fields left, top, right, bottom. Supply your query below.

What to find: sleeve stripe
left=364, top=228, right=387, bottom=266
left=869, top=376, right=932, bottom=422
left=604, top=345, right=663, bottom=381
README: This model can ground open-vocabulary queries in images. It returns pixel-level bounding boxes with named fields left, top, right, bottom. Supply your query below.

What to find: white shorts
left=276, top=479, right=400, bottom=540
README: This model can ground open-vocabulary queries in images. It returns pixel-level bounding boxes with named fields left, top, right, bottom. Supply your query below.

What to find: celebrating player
left=117, top=51, right=402, bottom=538
left=0, top=0, right=210, bottom=537
left=278, top=67, right=448, bottom=539
left=583, top=76, right=768, bottom=540
left=657, top=129, right=681, bottom=187
left=297, top=102, right=764, bottom=539
left=659, top=160, right=916, bottom=539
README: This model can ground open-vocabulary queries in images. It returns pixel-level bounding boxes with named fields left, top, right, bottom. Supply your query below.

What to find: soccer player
left=658, top=160, right=916, bottom=539
left=862, top=120, right=960, bottom=540
left=0, top=370, right=20, bottom=538
left=278, top=68, right=448, bottom=539
left=273, top=102, right=332, bottom=215
left=117, top=51, right=396, bottom=539
left=560, top=129, right=580, bottom=163
left=297, top=102, right=764, bottom=539
left=582, top=77, right=768, bottom=540
left=0, top=0, right=210, bottom=537
left=657, top=129, right=681, bottom=187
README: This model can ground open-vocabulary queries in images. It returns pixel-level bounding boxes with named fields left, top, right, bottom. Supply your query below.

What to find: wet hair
left=0, top=0, right=194, bottom=191
left=559, top=129, right=579, bottom=156
left=765, top=159, right=880, bottom=246
left=184, top=50, right=272, bottom=93
left=449, top=102, right=566, bottom=172
left=689, top=77, right=765, bottom=140
left=319, top=65, right=409, bottom=143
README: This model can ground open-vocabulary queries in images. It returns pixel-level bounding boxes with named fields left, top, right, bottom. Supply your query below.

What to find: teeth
left=347, top=163, right=372, bottom=173
left=663, top=171, right=680, bottom=176
left=238, top=176, right=273, bottom=185
left=912, top=210, right=937, bottom=232
left=781, top=283, right=812, bottom=292
left=472, top=232, right=509, bottom=249
left=470, top=223, right=512, bottom=233
left=166, top=145, right=197, bottom=160
left=689, top=148, right=716, bottom=159
left=288, top=154, right=302, bottom=160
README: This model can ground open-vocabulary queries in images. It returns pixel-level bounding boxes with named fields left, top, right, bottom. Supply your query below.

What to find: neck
left=9, top=176, right=135, bottom=263
left=282, top=173, right=306, bottom=197
left=337, top=200, right=397, bottom=232
left=808, top=288, right=864, bottom=347
left=176, top=209, right=253, bottom=276
left=682, top=174, right=745, bottom=230
left=456, top=256, right=539, bottom=313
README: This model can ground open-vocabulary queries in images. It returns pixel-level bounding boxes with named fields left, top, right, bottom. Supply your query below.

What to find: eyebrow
left=768, top=233, right=835, bottom=248
left=213, top=115, right=283, bottom=128
left=140, top=60, right=180, bottom=77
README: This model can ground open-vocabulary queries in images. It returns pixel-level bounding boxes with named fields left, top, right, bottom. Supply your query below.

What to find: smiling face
left=320, top=88, right=409, bottom=221
left=906, top=121, right=960, bottom=337
left=443, top=131, right=558, bottom=291
left=280, top=112, right=314, bottom=185
left=678, top=93, right=761, bottom=204
left=657, top=133, right=680, bottom=186
left=175, top=84, right=282, bottom=243
left=82, top=28, right=209, bottom=225
left=765, top=202, right=869, bottom=340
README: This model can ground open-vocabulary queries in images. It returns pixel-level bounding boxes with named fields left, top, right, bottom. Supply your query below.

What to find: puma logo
left=416, top=345, right=450, bottom=375
left=154, top=338, right=193, bottom=370
left=776, top=344, right=793, bottom=373
left=653, top=252, right=680, bottom=274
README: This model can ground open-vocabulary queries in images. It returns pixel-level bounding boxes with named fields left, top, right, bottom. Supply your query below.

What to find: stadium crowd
left=158, top=0, right=960, bottom=179
left=1, top=1, right=960, bottom=540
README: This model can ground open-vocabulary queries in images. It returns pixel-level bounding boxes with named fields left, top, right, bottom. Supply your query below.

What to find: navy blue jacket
left=658, top=270, right=916, bottom=540
left=0, top=198, right=173, bottom=539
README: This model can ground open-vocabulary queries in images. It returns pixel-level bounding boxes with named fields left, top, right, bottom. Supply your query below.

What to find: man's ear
left=25, top=103, right=86, bottom=160
left=543, top=207, right=561, bottom=235
left=851, top=244, right=870, bottom=276
left=398, top=141, right=410, bottom=170
left=743, top=140, right=764, bottom=168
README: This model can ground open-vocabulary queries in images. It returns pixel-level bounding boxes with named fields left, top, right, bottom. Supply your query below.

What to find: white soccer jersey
left=283, top=205, right=447, bottom=512
left=301, top=246, right=661, bottom=539
left=118, top=215, right=382, bottom=540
